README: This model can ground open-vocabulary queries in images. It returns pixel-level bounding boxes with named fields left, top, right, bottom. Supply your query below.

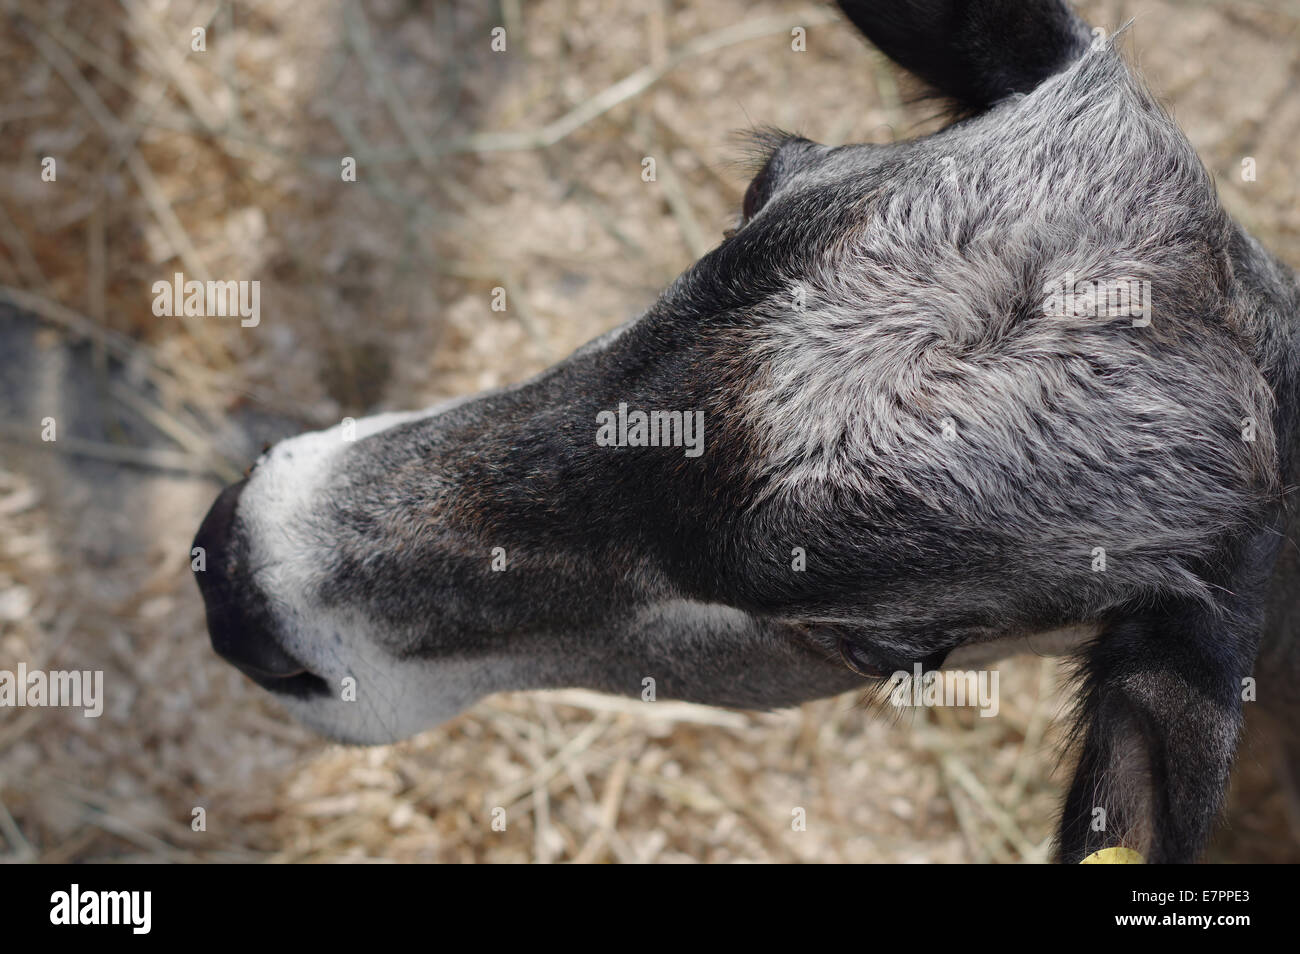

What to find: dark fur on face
left=196, top=0, right=1300, bottom=862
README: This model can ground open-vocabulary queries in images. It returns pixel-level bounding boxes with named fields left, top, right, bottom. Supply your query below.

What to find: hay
left=0, top=0, right=1297, bottom=864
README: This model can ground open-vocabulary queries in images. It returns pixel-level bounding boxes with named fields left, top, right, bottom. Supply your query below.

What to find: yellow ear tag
left=1080, top=847, right=1145, bottom=864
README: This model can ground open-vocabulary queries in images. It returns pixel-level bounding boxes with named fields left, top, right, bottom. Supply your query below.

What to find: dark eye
left=838, top=639, right=893, bottom=679
left=244, top=442, right=274, bottom=478
left=742, top=163, right=771, bottom=221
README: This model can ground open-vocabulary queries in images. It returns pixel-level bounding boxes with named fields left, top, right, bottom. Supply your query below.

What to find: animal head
left=195, top=0, right=1299, bottom=863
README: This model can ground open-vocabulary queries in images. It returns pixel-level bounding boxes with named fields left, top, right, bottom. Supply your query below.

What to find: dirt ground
left=1, top=0, right=1298, bottom=863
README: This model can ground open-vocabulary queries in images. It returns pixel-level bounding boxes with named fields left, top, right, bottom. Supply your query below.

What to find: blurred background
left=0, top=0, right=1297, bottom=863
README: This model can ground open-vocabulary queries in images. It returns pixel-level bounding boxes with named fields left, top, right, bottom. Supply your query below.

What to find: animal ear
left=1056, top=531, right=1277, bottom=863
left=834, top=0, right=1093, bottom=112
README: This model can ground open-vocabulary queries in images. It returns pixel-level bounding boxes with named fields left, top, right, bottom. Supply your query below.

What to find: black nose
left=193, top=479, right=307, bottom=682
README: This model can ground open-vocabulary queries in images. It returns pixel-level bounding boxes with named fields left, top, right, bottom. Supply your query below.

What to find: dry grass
left=1, top=0, right=1298, bottom=863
